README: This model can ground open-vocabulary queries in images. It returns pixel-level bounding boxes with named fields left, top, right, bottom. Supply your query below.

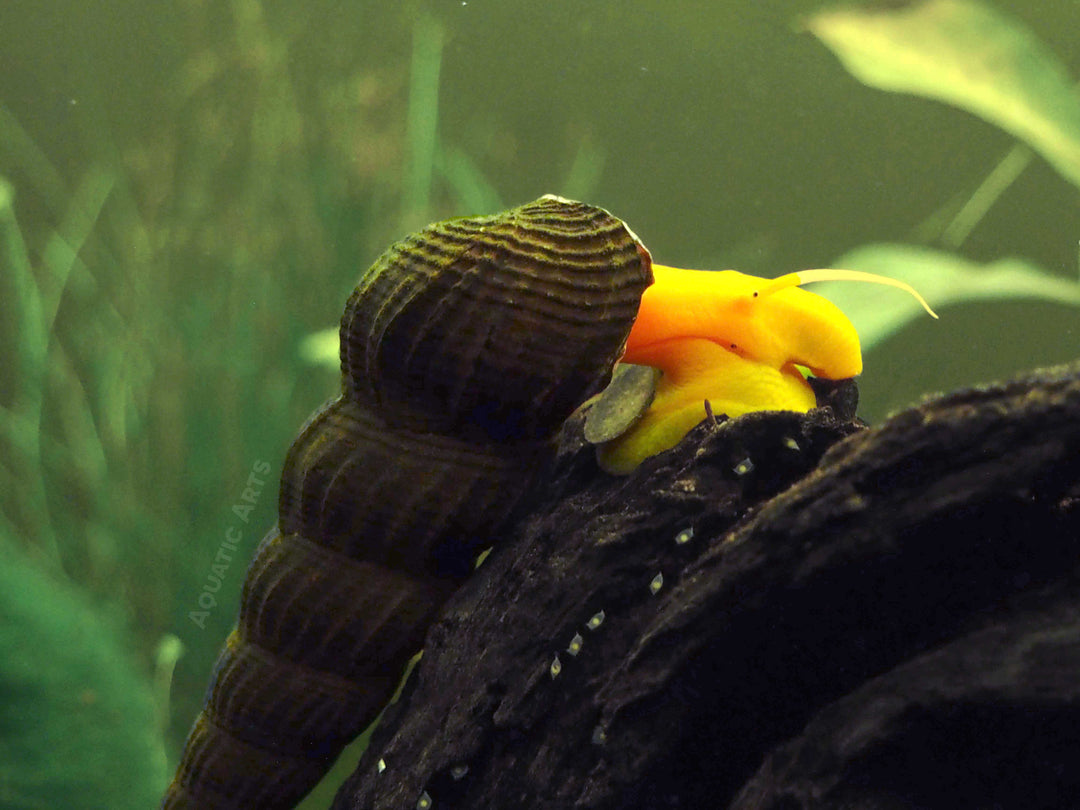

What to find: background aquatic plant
left=0, top=534, right=167, bottom=810
left=806, top=0, right=1080, bottom=353
left=0, top=1, right=1077, bottom=808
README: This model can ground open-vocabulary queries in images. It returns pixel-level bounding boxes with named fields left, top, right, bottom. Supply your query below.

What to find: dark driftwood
left=333, top=361, right=1080, bottom=810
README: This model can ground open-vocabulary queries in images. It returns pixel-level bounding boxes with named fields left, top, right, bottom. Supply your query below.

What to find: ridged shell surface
left=342, top=195, right=652, bottom=439
left=161, top=197, right=651, bottom=809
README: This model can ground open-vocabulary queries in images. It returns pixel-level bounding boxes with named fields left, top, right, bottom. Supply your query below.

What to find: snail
left=162, top=196, right=935, bottom=808
left=161, top=196, right=653, bottom=809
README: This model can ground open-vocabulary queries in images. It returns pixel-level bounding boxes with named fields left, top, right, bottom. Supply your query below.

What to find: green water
left=1, top=1, right=1079, bottom=808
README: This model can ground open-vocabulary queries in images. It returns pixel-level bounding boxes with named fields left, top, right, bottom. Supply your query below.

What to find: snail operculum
left=582, top=363, right=661, bottom=445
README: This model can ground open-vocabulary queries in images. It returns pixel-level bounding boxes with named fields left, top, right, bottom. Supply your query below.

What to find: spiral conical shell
left=342, top=195, right=652, bottom=440
left=162, top=197, right=651, bottom=809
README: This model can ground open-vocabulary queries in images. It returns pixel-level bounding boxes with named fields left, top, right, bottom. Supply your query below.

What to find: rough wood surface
left=333, top=361, right=1080, bottom=810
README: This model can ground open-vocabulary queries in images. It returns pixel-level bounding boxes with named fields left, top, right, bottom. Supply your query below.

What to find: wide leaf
left=807, top=0, right=1080, bottom=191
left=813, top=243, right=1080, bottom=351
left=0, top=540, right=168, bottom=809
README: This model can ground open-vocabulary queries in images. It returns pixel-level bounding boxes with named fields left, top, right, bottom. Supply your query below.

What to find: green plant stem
left=401, top=13, right=444, bottom=230
left=942, top=143, right=1032, bottom=249
left=0, top=180, right=59, bottom=566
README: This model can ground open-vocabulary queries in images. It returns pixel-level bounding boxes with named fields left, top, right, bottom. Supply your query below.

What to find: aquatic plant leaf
left=0, top=538, right=168, bottom=809
left=807, top=0, right=1080, bottom=191
left=300, top=326, right=340, bottom=368
left=435, top=143, right=505, bottom=217
left=812, top=243, right=1080, bottom=351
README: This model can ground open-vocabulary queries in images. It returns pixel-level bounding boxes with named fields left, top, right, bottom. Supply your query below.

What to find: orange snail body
left=161, top=197, right=653, bottom=809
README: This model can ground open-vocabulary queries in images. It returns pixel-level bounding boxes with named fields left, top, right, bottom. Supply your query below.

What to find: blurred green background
left=1, top=1, right=1078, bottom=808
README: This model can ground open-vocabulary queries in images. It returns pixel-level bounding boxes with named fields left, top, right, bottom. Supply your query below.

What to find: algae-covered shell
left=163, top=197, right=654, bottom=810
left=341, top=195, right=653, bottom=440
left=277, top=397, right=545, bottom=578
